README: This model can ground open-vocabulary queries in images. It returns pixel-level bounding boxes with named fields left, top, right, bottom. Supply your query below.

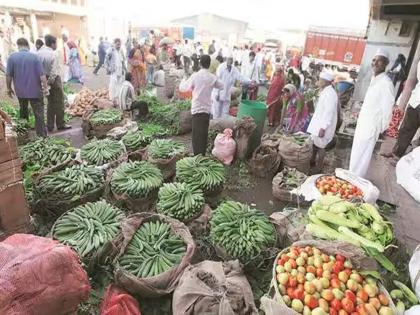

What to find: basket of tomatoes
left=315, top=176, right=364, bottom=201
left=271, top=244, right=397, bottom=315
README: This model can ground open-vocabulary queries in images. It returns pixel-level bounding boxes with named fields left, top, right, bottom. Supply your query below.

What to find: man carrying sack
left=179, top=55, right=223, bottom=155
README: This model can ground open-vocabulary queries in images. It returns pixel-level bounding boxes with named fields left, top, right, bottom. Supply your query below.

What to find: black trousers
left=47, top=76, right=65, bottom=131
left=393, top=105, right=420, bottom=157
left=18, top=97, right=46, bottom=137
left=93, top=57, right=105, bottom=74
left=192, top=113, right=210, bottom=156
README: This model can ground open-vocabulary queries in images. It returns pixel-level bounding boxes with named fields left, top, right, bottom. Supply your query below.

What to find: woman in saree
left=281, top=83, right=310, bottom=133
left=266, top=64, right=285, bottom=126
left=128, top=45, right=146, bottom=92
left=67, top=41, right=84, bottom=84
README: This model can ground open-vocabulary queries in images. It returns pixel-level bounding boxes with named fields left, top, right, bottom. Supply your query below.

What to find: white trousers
left=212, top=100, right=230, bottom=119
left=349, top=136, right=377, bottom=178
left=109, top=74, right=124, bottom=101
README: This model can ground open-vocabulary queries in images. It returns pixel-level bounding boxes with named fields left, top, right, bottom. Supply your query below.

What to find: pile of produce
left=176, top=155, right=225, bottom=192
left=20, top=137, right=76, bottom=169
left=80, top=138, right=124, bottom=166
left=157, top=182, right=205, bottom=221
left=36, top=164, right=104, bottom=200
left=89, top=108, right=123, bottom=126
left=210, top=200, right=275, bottom=259
left=147, top=139, right=186, bottom=160
left=52, top=200, right=124, bottom=258
left=306, top=195, right=394, bottom=271
left=122, top=130, right=152, bottom=151
left=110, top=161, right=163, bottom=199
left=68, top=88, right=109, bottom=116
left=390, top=280, right=419, bottom=312
left=274, top=167, right=308, bottom=190
left=140, top=122, right=170, bottom=138
left=117, top=220, right=187, bottom=278
left=0, top=100, right=34, bottom=136
left=275, top=246, right=395, bottom=315
left=316, top=176, right=364, bottom=200
left=386, top=108, right=404, bottom=139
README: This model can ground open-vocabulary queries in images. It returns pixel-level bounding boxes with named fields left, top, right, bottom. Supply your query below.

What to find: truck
left=303, top=26, right=367, bottom=67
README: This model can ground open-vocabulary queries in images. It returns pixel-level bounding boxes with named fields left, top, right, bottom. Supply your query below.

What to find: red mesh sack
left=0, top=234, right=90, bottom=315
left=100, top=285, right=141, bottom=315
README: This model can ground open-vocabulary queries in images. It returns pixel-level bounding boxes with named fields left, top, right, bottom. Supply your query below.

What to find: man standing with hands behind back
left=6, top=37, right=49, bottom=137
left=349, top=49, right=395, bottom=177
left=179, top=55, right=223, bottom=155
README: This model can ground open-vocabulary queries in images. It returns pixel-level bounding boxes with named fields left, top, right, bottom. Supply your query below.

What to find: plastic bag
left=396, top=147, right=420, bottom=203
left=212, top=128, right=236, bottom=165
left=405, top=305, right=420, bottom=314
left=100, top=285, right=141, bottom=315
left=409, top=245, right=420, bottom=299
left=296, top=168, right=380, bottom=204
left=0, top=234, right=90, bottom=315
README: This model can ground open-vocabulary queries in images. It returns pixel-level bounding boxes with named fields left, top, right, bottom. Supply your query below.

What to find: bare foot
left=381, top=152, right=395, bottom=158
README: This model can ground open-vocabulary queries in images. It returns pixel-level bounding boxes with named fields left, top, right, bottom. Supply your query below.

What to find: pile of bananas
left=53, top=200, right=124, bottom=257
left=37, top=164, right=104, bottom=200
left=80, top=138, right=124, bottom=166
left=147, top=139, right=186, bottom=159
left=111, top=161, right=163, bottom=199
left=157, top=182, right=205, bottom=221
left=176, top=156, right=225, bottom=192
left=89, top=108, right=123, bottom=126
left=118, top=220, right=187, bottom=278
left=20, top=137, right=76, bottom=168
left=122, top=130, right=152, bottom=151
left=210, top=201, right=275, bottom=259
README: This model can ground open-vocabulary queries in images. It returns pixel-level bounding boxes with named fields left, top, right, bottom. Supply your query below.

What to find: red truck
left=303, top=26, right=367, bottom=67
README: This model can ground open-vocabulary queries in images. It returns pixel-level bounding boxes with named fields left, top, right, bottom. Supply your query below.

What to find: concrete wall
left=353, top=19, right=418, bottom=101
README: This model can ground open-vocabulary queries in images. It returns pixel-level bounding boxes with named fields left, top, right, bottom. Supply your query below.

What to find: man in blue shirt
left=6, top=38, right=48, bottom=137
left=93, top=36, right=107, bottom=75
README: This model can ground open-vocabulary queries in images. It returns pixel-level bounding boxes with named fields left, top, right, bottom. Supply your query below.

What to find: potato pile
left=67, top=88, right=109, bottom=116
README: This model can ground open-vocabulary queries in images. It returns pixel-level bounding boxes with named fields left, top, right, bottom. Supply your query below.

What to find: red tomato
left=317, top=267, right=324, bottom=278
left=345, top=291, right=356, bottom=304
left=342, top=298, right=355, bottom=313
left=331, top=274, right=338, bottom=280
left=330, top=309, right=338, bottom=315
left=287, top=287, right=295, bottom=298
left=307, top=266, right=317, bottom=274
left=336, top=254, right=346, bottom=262
left=288, top=277, right=297, bottom=288
left=357, top=290, right=369, bottom=303
left=330, top=278, right=342, bottom=289
left=294, top=288, right=304, bottom=301
left=289, top=259, right=297, bottom=269
left=330, top=299, right=342, bottom=311
left=304, top=295, right=319, bottom=309
left=333, top=261, right=344, bottom=274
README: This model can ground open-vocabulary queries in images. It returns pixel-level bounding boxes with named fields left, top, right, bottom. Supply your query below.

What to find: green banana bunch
left=80, top=138, right=124, bottom=166
left=37, top=164, right=104, bottom=200
left=157, top=182, right=205, bottom=221
left=118, top=220, right=187, bottom=278
left=147, top=139, right=186, bottom=159
left=111, top=161, right=163, bottom=198
left=210, top=200, right=275, bottom=260
left=53, top=200, right=124, bottom=258
left=20, top=137, right=76, bottom=168
left=122, top=130, right=152, bottom=151
left=89, top=108, right=123, bottom=126
left=176, top=156, right=225, bottom=191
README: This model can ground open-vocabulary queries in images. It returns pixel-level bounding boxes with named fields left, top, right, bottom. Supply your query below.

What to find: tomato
left=356, top=304, right=368, bottom=315
left=287, top=287, right=295, bottom=298
left=288, top=277, right=298, bottom=288
left=316, top=267, right=324, bottom=278
left=344, top=269, right=352, bottom=276
left=356, top=290, right=369, bottom=303
left=307, top=266, right=317, bottom=274
left=338, top=310, right=349, bottom=315
left=294, top=288, right=304, bottom=301
left=336, top=254, right=346, bottom=262
left=330, top=279, right=341, bottom=289
left=330, top=299, right=342, bottom=311
left=330, top=309, right=338, bottom=315
left=289, top=259, right=297, bottom=269
left=304, top=294, right=319, bottom=309
left=341, top=298, right=355, bottom=313
left=345, top=291, right=356, bottom=304
left=378, top=293, right=389, bottom=306
left=333, top=261, right=344, bottom=274
left=331, top=187, right=338, bottom=193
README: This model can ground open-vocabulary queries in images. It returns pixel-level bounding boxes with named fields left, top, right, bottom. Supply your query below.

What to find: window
left=400, top=21, right=413, bottom=37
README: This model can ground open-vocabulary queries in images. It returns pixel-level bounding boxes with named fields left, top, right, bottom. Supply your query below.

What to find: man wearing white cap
left=307, top=71, right=338, bottom=171
left=212, top=56, right=251, bottom=118
left=349, top=48, right=395, bottom=177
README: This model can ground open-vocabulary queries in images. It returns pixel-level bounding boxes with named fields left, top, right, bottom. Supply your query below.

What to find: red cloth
left=100, top=285, right=141, bottom=315
left=266, top=72, right=285, bottom=125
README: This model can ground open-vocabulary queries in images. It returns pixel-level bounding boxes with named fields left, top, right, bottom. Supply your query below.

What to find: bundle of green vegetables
left=305, top=195, right=395, bottom=271
left=111, top=161, right=163, bottom=199
left=36, top=164, right=104, bottom=200
left=390, top=281, right=419, bottom=312
left=147, top=139, right=186, bottom=160
left=157, top=182, right=205, bottom=221
left=122, top=130, right=152, bottom=151
left=80, top=138, right=124, bottom=166
left=0, top=100, right=35, bottom=133
left=118, top=220, right=187, bottom=278
left=140, top=122, right=170, bottom=138
left=176, top=155, right=225, bottom=192
left=173, top=100, right=191, bottom=111
left=20, top=137, right=76, bottom=169
left=210, top=200, right=275, bottom=260
left=89, top=108, right=123, bottom=126
left=276, top=167, right=307, bottom=189
left=52, top=200, right=124, bottom=257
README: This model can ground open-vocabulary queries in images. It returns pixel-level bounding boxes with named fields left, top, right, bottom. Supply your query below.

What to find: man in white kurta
left=212, top=57, right=250, bottom=119
left=349, top=49, right=395, bottom=177
left=307, top=71, right=338, bottom=171
left=107, top=38, right=126, bottom=103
